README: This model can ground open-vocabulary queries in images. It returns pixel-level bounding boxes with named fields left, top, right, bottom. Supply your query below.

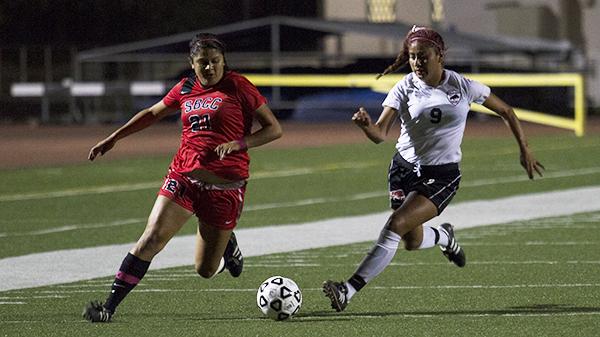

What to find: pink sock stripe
left=116, top=271, right=141, bottom=285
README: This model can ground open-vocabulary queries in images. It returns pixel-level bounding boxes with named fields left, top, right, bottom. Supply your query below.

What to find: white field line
left=463, top=167, right=600, bottom=187
left=12, top=283, right=600, bottom=295
left=1, top=185, right=600, bottom=292
left=465, top=241, right=599, bottom=246
left=0, top=162, right=377, bottom=202
left=0, top=166, right=599, bottom=238
left=0, top=295, right=67, bottom=299
left=0, top=218, right=145, bottom=238
left=292, top=312, right=600, bottom=319
left=0, top=182, right=158, bottom=202
left=26, top=259, right=594, bottom=284
left=3, top=311, right=600, bottom=322
left=0, top=194, right=384, bottom=238
left=242, top=260, right=600, bottom=268
left=0, top=186, right=595, bottom=238
left=1, top=163, right=600, bottom=203
left=461, top=142, right=600, bottom=158
left=0, top=191, right=381, bottom=238
left=73, top=260, right=594, bottom=272
left=3, top=283, right=600, bottom=310
left=252, top=165, right=600, bottom=207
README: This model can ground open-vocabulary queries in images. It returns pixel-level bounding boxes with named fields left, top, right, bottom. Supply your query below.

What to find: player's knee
left=401, top=229, right=422, bottom=251
left=386, top=213, right=408, bottom=236
left=136, top=231, right=168, bottom=256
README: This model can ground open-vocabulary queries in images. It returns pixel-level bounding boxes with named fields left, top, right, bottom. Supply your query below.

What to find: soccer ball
left=256, top=276, right=302, bottom=321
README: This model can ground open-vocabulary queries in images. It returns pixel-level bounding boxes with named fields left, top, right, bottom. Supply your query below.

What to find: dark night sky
left=0, top=0, right=319, bottom=48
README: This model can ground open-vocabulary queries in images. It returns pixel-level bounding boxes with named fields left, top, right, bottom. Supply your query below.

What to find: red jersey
left=162, top=71, right=267, bottom=181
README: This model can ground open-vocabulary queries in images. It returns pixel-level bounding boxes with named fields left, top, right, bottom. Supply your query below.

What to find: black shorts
left=388, top=152, right=461, bottom=214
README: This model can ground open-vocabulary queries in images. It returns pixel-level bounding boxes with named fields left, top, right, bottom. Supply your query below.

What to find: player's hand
left=352, top=107, right=372, bottom=128
left=88, top=137, right=117, bottom=161
left=520, top=148, right=544, bottom=179
left=215, top=140, right=244, bottom=160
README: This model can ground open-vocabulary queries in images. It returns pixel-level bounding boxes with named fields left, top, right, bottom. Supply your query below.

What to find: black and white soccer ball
left=256, top=276, right=302, bottom=321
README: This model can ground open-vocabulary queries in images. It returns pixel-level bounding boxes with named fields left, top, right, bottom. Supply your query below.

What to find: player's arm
left=244, top=104, right=283, bottom=148
left=214, top=104, right=282, bottom=159
left=482, top=93, right=544, bottom=179
left=352, top=106, right=398, bottom=144
left=88, top=100, right=178, bottom=161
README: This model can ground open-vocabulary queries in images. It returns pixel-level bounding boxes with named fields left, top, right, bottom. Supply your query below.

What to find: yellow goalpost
left=246, top=73, right=586, bottom=136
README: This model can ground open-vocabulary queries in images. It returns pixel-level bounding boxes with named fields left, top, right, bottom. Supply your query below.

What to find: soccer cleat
left=439, top=223, right=466, bottom=267
left=224, top=232, right=243, bottom=277
left=82, top=301, right=113, bottom=323
left=322, top=280, right=349, bottom=312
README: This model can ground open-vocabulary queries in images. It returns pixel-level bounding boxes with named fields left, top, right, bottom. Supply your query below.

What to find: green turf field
left=1, top=132, right=599, bottom=336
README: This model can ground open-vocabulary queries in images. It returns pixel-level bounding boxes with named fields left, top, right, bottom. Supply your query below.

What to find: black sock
left=104, top=253, right=151, bottom=313
left=348, top=274, right=367, bottom=292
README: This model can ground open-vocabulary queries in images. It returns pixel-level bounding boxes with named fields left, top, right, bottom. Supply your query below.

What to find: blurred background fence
left=1, top=0, right=598, bottom=133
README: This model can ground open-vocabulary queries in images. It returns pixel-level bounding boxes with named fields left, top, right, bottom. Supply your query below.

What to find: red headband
left=407, top=36, right=444, bottom=53
left=406, top=25, right=445, bottom=55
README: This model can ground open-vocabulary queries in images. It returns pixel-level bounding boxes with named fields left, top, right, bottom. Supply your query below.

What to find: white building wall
left=581, top=3, right=600, bottom=107
left=426, top=0, right=599, bottom=107
left=322, top=0, right=600, bottom=107
left=323, top=0, right=429, bottom=56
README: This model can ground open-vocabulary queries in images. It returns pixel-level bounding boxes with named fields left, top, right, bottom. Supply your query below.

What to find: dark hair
left=376, top=25, right=446, bottom=79
left=189, top=33, right=228, bottom=68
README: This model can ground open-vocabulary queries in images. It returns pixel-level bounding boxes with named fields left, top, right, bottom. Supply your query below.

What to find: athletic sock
left=436, top=225, right=450, bottom=247
left=348, top=229, right=401, bottom=300
left=344, top=277, right=361, bottom=301
left=418, top=226, right=444, bottom=249
left=104, top=253, right=151, bottom=313
left=214, top=257, right=225, bottom=277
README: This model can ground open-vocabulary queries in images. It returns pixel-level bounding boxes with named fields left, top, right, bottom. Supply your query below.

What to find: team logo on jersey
left=447, top=90, right=461, bottom=105
left=390, top=189, right=406, bottom=202
left=183, top=97, right=223, bottom=114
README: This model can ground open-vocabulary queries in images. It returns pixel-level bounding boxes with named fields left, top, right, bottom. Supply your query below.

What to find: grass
left=1, top=212, right=599, bottom=337
left=1, top=134, right=599, bottom=258
left=1, top=131, right=600, bottom=336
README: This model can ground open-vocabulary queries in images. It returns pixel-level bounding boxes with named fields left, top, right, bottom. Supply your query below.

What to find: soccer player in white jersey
left=323, top=25, right=544, bottom=312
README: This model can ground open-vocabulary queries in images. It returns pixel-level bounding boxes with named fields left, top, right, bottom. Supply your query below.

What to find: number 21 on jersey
left=189, top=114, right=211, bottom=131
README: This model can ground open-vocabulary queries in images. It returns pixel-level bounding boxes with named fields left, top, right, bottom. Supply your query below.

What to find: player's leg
left=194, top=183, right=246, bottom=278
left=131, top=195, right=193, bottom=260
left=323, top=192, right=437, bottom=312
left=84, top=195, right=193, bottom=322
left=194, top=223, right=232, bottom=278
left=399, top=222, right=464, bottom=266
left=405, top=173, right=465, bottom=267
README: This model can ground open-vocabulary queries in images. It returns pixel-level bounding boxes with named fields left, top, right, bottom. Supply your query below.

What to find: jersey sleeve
left=382, top=79, right=408, bottom=112
left=464, top=77, right=491, bottom=104
left=235, top=75, right=267, bottom=112
left=162, top=79, right=186, bottom=108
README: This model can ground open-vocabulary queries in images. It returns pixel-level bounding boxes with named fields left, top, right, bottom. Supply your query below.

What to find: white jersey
left=382, top=69, right=490, bottom=165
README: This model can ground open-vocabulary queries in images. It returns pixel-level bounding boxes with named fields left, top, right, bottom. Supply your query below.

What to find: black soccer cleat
left=322, top=280, right=349, bottom=312
left=82, top=301, right=113, bottom=323
left=439, top=223, right=466, bottom=267
left=224, top=232, right=243, bottom=277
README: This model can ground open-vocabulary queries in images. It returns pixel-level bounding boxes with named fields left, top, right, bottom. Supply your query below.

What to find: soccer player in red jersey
left=83, top=33, right=282, bottom=322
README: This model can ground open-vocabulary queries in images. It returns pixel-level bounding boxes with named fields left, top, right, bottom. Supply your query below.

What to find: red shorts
left=158, top=171, right=246, bottom=230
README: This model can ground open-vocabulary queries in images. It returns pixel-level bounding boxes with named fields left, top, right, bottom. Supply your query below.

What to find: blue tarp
left=292, top=89, right=386, bottom=122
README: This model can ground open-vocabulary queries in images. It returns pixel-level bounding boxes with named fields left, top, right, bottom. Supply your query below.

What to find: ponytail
left=376, top=49, right=409, bottom=80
